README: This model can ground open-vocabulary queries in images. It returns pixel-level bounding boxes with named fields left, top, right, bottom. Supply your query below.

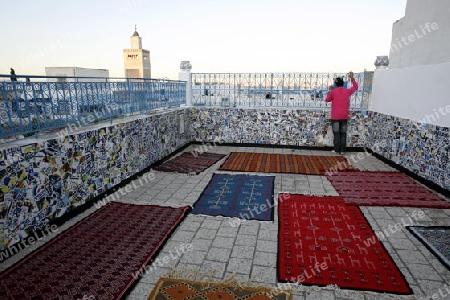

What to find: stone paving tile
left=305, top=290, right=336, bottom=300
left=253, top=251, right=277, bottom=267
left=231, top=245, right=255, bottom=259
left=238, top=222, right=260, bottom=235
left=407, top=263, right=444, bottom=281
left=212, top=236, right=236, bottom=249
left=251, top=265, right=277, bottom=284
left=227, top=257, right=253, bottom=274
left=190, top=238, right=213, bottom=252
left=235, top=234, right=258, bottom=246
left=414, top=279, right=450, bottom=299
left=179, top=250, right=208, bottom=265
left=397, top=250, right=429, bottom=264
left=200, top=260, right=227, bottom=279
left=216, top=225, right=240, bottom=237
left=194, top=228, right=218, bottom=239
left=206, top=247, right=232, bottom=262
left=170, top=230, right=196, bottom=243
left=256, top=240, right=278, bottom=253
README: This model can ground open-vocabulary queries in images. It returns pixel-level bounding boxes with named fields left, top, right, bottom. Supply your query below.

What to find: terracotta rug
left=278, top=194, right=412, bottom=294
left=219, top=152, right=355, bottom=175
left=154, top=152, right=226, bottom=174
left=0, top=202, right=190, bottom=300
left=191, top=173, right=275, bottom=221
left=407, top=226, right=450, bottom=270
left=325, top=171, right=450, bottom=208
left=148, top=277, right=292, bottom=300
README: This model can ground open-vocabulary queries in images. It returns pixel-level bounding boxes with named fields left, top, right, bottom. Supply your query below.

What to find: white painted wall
left=389, top=0, right=450, bottom=69
left=370, top=62, right=450, bottom=127
left=45, top=67, right=109, bottom=82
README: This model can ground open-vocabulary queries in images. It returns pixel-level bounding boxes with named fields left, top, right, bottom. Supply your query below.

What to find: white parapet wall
left=370, top=62, right=450, bottom=127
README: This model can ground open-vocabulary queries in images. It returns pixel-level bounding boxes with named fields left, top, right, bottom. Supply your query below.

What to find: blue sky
left=1, top=0, right=407, bottom=79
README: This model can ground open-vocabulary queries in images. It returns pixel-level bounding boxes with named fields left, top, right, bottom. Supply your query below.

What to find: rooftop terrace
left=1, top=144, right=449, bottom=299
left=0, top=62, right=449, bottom=299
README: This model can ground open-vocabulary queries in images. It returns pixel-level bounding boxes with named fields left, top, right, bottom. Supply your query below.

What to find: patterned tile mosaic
left=189, top=108, right=449, bottom=190
left=367, top=111, right=449, bottom=190
left=189, top=108, right=370, bottom=147
left=0, top=110, right=190, bottom=250
left=0, top=107, right=448, bottom=251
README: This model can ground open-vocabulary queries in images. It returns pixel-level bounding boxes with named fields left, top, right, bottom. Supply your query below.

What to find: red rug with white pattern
left=325, top=171, right=450, bottom=208
left=278, top=194, right=412, bottom=294
left=0, top=202, right=190, bottom=299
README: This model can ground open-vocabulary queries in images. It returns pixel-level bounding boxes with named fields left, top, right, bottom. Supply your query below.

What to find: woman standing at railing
left=325, top=71, right=358, bottom=155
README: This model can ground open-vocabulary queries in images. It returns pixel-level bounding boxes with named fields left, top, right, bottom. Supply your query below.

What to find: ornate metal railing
left=191, top=72, right=373, bottom=109
left=0, top=75, right=186, bottom=140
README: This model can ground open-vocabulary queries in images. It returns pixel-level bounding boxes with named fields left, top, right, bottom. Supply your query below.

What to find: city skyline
left=1, top=0, right=407, bottom=80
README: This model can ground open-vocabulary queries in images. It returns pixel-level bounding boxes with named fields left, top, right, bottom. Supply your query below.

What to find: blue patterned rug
left=191, top=174, right=275, bottom=221
left=407, top=226, right=450, bottom=269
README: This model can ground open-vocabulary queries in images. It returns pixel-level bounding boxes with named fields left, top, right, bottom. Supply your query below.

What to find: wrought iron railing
left=0, top=75, right=186, bottom=140
left=191, top=72, right=373, bottom=109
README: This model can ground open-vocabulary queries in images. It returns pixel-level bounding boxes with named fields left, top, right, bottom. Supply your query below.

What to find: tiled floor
left=2, top=145, right=449, bottom=300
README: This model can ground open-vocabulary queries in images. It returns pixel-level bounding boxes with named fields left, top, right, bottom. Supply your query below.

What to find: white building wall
left=370, top=62, right=450, bottom=127
left=45, top=67, right=109, bottom=82
left=389, top=0, right=450, bottom=69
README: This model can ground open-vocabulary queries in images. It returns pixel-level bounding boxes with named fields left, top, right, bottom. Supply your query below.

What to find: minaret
left=123, top=25, right=151, bottom=79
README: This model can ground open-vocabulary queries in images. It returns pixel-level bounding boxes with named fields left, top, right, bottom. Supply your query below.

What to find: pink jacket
left=325, top=79, right=358, bottom=120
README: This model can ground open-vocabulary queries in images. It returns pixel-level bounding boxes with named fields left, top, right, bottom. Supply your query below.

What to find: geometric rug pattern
left=407, top=226, right=450, bottom=270
left=148, top=277, right=292, bottom=300
left=191, top=173, right=275, bottom=221
left=278, top=194, right=412, bottom=294
left=325, top=171, right=450, bottom=208
left=154, top=152, right=226, bottom=174
left=0, top=202, right=190, bottom=300
left=219, top=152, right=355, bottom=175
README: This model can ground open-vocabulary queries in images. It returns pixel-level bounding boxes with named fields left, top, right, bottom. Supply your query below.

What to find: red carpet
left=219, top=152, right=355, bottom=175
left=278, top=194, right=412, bottom=294
left=0, top=202, right=190, bottom=300
left=154, top=152, right=226, bottom=174
left=326, top=171, right=450, bottom=208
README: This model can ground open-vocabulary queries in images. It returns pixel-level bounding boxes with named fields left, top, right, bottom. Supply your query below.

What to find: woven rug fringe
left=163, top=268, right=293, bottom=296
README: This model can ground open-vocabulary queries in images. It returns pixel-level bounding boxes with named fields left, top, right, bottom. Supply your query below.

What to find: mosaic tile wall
left=189, top=108, right=371, bottom=147
left=367, top=111, right=449, bottom=190
left=1, top=107, right=448, bottom=251
left=0, top=109, right=190, bottom=250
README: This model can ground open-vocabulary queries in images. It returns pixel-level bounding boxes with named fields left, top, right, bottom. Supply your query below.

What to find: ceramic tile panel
left=367, top=112, right=449, bottom=190
left=0, top=110, right=191, bottom=250
left=189, top=107, right=370, bottom=147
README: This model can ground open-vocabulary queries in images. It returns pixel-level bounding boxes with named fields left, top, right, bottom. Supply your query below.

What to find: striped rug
left=219, top=152, right=355, bottom=175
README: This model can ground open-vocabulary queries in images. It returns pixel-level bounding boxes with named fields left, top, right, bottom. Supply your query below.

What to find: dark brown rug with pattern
left=0, top=202, right=190, bottom=299
left=154, top=152, right=226, bottom=174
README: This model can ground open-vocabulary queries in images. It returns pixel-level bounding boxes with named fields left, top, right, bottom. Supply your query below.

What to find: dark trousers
left=331, top=120, right=348, bottom=153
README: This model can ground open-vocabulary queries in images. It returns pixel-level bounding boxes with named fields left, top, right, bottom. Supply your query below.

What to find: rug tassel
left=163, top=268, right=414, bottom=299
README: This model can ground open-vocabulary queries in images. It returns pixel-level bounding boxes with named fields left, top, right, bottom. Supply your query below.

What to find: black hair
left=334, top=77, right=344, bottom=87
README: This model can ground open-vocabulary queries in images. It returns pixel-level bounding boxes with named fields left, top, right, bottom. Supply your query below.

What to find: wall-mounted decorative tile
left=0, top=109, right=191, bottom=250
left=367, top=112, right=449, bottom=190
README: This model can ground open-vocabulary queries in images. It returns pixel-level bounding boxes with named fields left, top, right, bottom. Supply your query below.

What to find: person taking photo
left=325, top=71, right=358, bottom=155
